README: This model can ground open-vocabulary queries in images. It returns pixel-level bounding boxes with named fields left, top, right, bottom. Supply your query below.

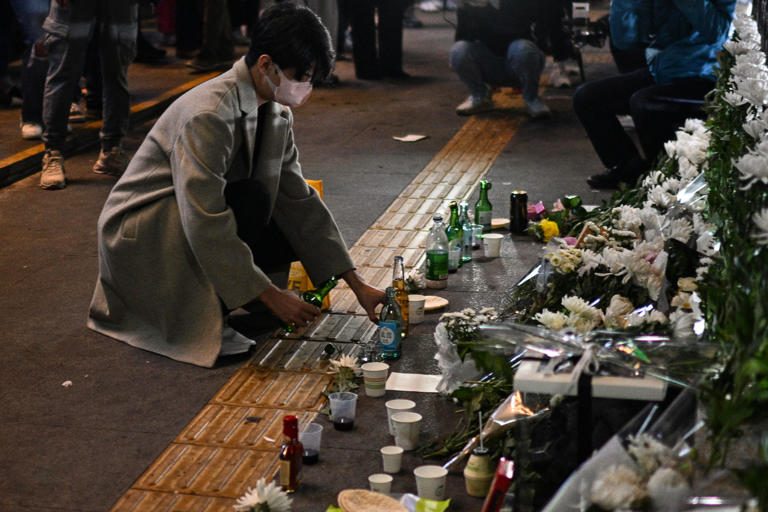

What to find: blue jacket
left=610, top=0, right=735, bottom=84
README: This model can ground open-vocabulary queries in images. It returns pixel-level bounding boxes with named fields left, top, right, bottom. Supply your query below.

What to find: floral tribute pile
left=431, top=10, right=768, bottom=509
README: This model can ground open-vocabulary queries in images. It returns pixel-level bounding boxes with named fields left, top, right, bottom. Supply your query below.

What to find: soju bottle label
left=379, top=321, right=401, bottom=353
left=426, top=250, right=448, bottom=281
left=477, top=210, right=492, bottom=228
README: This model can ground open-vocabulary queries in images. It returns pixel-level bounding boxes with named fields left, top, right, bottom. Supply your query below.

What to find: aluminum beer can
left=509, top=190, right=528, bottom=234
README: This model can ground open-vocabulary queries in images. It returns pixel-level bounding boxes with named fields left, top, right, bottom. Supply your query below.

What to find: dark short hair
left=245, top=3, right=335, bottom=84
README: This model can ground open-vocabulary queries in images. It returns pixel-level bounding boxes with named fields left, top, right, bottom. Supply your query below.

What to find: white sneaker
left=93, top=147, right=128, bottom=176
left=549, top=61, right=572, bottom=88
left=456, top=95, right=496, bottom=116
left=219, top=326, right=257, bottom=356
left=525, top=98, right=552, bottom=119
left=617, top=115, right=635, bottom=130
left=39, top=150, right=66, bottom=190
left=419, top=0, right=441, bottom=12
left=21, top=122, right=43, bottom=140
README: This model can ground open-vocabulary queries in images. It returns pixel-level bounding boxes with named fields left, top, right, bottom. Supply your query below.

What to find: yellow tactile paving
left=113, top=89, right=527, bottom=509
left=177, top=404, right=317, bottom=450
left=112, top=489, right=235, bottom=512
left=133, top=443, right=281, bottom=498
left=213, top=368, right=331, bottom=410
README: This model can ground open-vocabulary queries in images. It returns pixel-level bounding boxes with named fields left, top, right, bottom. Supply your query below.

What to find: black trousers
left=224, top=180, right=297, bottom=274
left=350, top=0, right=407, bottom=78
left=572, top=67, right=713, bottom=170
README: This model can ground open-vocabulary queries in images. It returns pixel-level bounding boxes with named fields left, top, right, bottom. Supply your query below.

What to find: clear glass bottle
left=378, top=287, right=402, bottom=360
left=474, top=179, right=493, bottom=233
left=392, top=256, right=409, bottom=338
left=446, top=201, right=463, bottom=273
left=459, top=201, right=473, bottom=264
left=426, top=215, right=449, bottom=289
left=279, top=415, right=303, bottom=493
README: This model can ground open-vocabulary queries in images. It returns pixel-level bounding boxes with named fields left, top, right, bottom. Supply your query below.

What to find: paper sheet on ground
left=386, top=372, right=441, bottom=393
left=392, top=134, right=428, bottom=142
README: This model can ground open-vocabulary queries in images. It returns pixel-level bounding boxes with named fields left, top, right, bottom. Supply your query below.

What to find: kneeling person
left=88, top=3, right=385, bottom=367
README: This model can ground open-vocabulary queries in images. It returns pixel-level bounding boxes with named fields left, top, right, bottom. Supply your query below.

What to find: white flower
left=752, top=208, right=768, bottom=246
left=329, top=354, right=360, bottom=374
left=743, top=117, right=768, bottom=139
left=662, top=217, right=693, bottom=244
left=642, top=170, right=665, bottom=189
left=604, top=295, right=634, bottom=329
left=235, top=479, right=293, bottom=512
left=562, top=296, right=604, bottom=333
left=648, top=310, right=669, bottom=325
left=628, top=433, right=675, bottom=476
left=578, top=249, right=603, bottom=276
left=590, top=465, right=647, bottom=510
left=724, top=39, right=762, bottom=57
left=671, top=291, right=693, bottom=310
left=723, top=91, right=749, bottom=107
left=677, top=159, right=701, bottom=181
left=683, top=118, right=706, bottom=134
left=647, top=186, right=675, bottom=210
left=670, top=309, right=696, bottom=338
left=734, top=152, right=768, bottom=189
left=614, top=205, right=643, bottom=232
left=674, top=131, right=709, bottom=165
left=535, top=309, right=569, bottom=331
left=735, top=76, right=768, bottom=106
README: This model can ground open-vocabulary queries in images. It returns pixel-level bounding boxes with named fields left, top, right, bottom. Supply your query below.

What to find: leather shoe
left=587, top=167, right=630, bottom=189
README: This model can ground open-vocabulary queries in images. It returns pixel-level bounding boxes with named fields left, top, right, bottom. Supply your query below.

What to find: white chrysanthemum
left=622, top=242, right=668, bottom=301
left=329, top=354, right=360, bottom=373
left=662, top=217, right=693, bottom=244
left=671, top=291, right=693, bottom=310
left=642, top=170, right=665, bottom=189
left=614, top=205, right=643, bottom=232
left=648, top=310, right=669, bottom=325
left=734, top=152, right=768, bottom=189
left=683, top=118, right=706, bottom=134
left=234, top=479, right=293, bottom=512
left=731, top=62, right=768, bottom=82
left=724, top=38, right=762, bottom=56
left=562, top=295, right=597, bottom=317
left=752, top=209, right=768, bottom=246
left=535, top=309, right=569, bottom=331
left=562, top=296, right=603, bottom=333
left=604, top=295, right=634, bottom=329
left=677, top=159, right=701, bottom=181
left=628, top=434, right=675, bottom=476
left=578, top=249, right=603, bottom=276
left=647, top=186, right=675, bottom=210
left=736, top=51, right=767, bottom=68
left=590, top=465, right=647, bottom=510
left=743, top=117, right=768, bottom=139
left=723, top=91, right=749, bottom=107
left=674, top=131, right=709, bottom=165
left=735, top=76, right=768, bottom=106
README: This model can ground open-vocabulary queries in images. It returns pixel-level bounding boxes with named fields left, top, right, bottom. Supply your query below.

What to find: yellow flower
left=540, top=219, right=560, bottom=242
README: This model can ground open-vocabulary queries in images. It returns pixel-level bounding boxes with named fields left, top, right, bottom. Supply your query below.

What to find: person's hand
left=341, top=270, right=386, bottom=323
left=258, top=285, right=320, bottom=328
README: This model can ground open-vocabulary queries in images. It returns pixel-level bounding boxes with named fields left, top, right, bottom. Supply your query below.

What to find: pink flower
left=563, top=236, right=578, bottom=246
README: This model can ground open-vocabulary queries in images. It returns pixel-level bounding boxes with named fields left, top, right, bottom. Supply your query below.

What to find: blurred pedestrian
left=39, top=0, right=138, bottom=190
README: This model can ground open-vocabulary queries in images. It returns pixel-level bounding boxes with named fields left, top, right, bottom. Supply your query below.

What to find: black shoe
left=587, top=163, right=644, bottom=190
left=386, top=70, right=412, bottom=80
left=186, top=58, right=234, bottom=73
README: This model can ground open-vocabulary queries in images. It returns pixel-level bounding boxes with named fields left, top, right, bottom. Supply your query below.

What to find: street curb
left=0, top=71, right=218, bottom=189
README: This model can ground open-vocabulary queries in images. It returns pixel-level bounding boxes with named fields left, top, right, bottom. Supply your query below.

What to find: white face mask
left=266, top=63, right=313, bottom=108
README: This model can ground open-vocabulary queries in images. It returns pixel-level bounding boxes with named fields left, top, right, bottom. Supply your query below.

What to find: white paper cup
left=385, top=399, right=416, bottom=436
left=408, top=294, right=426, bottom=325
left=391, top=411, right=422, bottom=451
left=361, top=361, right=389, bottom=398
left=380, top=445, right=404, bottom=473
left=414, top=465, right=448, bottom=501
left=368, top=473, right=393, bottom=494
left=482, top=233, right=504, bottom=258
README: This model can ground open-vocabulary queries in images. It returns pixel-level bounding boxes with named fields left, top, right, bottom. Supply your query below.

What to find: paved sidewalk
left=0, top=11, right=618, bottom=511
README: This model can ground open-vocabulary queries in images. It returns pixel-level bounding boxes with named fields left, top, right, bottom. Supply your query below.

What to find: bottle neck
left=315, top=277, right=338, bottom=299
left=449, top=208, right=459, bottom=226
left=393, top=258, right=405, bottom=281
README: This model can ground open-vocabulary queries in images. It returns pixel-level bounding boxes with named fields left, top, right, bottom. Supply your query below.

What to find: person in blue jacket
left=573, top=0, right=735, bottom=189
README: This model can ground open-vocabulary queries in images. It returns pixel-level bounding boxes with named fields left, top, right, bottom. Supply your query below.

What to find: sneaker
left=39, top=150, right=66, bottom=190
left=525, top=98, right=552, bottom=119
left=21, top=122, right=43, bottom=140
left=69, top=102, right=86, bottom=123
left=455, top=95, right=495, bottom=116
left=219, top=326, right=257, bottom=356
left=549, top=61, right=572, bottom=88
left=93, top=147, right=128, bottom=176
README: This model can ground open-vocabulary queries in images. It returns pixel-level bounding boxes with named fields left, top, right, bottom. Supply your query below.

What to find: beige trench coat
left=87, top=58, right=354, bottom=367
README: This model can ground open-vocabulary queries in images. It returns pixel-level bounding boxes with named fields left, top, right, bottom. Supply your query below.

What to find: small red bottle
left=279, top=415, right=303, bottom=493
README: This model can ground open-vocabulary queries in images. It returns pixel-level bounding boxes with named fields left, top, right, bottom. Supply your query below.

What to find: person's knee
left=449, top=40, right=472, bottom=71
left=507, top=39, right=544, bottom=67
left=628, top=88, right=649, bottom=119
left=572, top=81, right=597, bottom=115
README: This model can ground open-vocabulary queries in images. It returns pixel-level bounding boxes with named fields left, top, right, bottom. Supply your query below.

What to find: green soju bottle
left=378, top=287, right=402, bottom=360
left=284, top=276, right=337, bottom=333
left=446, top=201, right=463, bottom=273
left=459, top=201, right=473, bottom=264
left=426, top=215, right=449, bottom=289
left=474, top=179, right=493, bottom=233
